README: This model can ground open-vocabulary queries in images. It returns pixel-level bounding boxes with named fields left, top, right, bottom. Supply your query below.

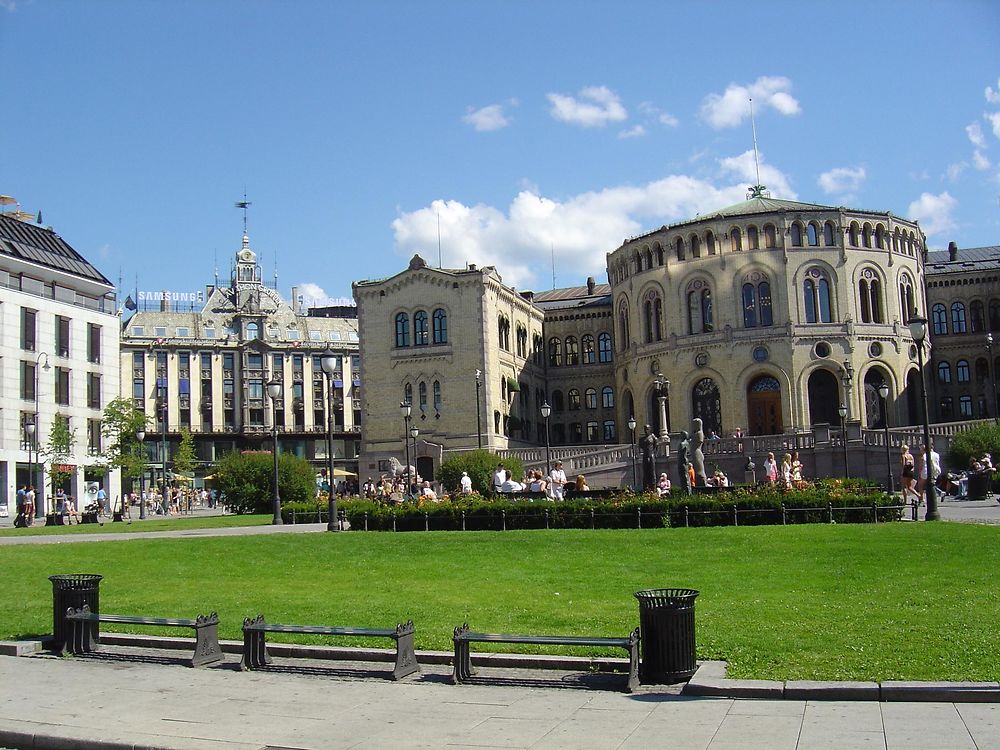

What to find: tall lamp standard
left=908, top=316, right=939, bottom=521
left=159, top=394, right=168, bottom=515
left=475, top=369, right=483, bottom=450
left=627, top=416, right=638, bottom=491
left=25, top=421, right=36, bottom=521
left=400, top=402, right=412, bottom=494
left=654, top=373, right=671, bottom=438
left=410, top=425, right=419, bottom=496
left=838, top=404, right=849, bottom=477
left=136, top=430, right=146, bottom=520
left=266, top=380, right=283, bottom=525
left=31, top=351, right=50, bottom=519
left=987, top=333, right=999, bottom=422
left=878, top=383, right=893, bottom=494
left=540, top=401, right=552, bottom=477
left=320, top=349, right=339, bottom=532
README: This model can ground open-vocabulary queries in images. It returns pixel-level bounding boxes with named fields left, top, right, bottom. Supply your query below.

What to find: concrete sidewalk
left=1, top=648, right=998, bottom=750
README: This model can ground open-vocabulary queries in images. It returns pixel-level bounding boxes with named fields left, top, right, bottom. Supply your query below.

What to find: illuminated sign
left=139, top=291, right=205, bottom=303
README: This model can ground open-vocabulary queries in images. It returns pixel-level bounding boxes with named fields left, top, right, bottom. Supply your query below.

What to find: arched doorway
left=692, top=378, right=721, bottom=436
left=747, top=375, right=783, bottom=435
left=807, top=369, right=840, bottom=426
left=906, top=369, right=922, bottom=426
left=863, top=369, right=890, bottom=428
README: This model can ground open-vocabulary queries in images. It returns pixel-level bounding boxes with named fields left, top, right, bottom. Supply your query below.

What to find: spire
left=746, top=98, right=769, bottom=200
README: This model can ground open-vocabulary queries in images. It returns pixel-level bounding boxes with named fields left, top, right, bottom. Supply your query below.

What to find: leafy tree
left=948, top=422, right=1000, bottom=470
left=437, top=449, right=524, bottom=496
left=100, top=397, right=148, bottom=480
left=173, top=428, right=196, bottom=479
left=42, top=415, right=76, bottom=493
left=213, top=450, right=316, bottom=514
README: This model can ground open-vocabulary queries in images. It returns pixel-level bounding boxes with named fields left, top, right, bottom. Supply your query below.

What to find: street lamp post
left=908, top=316, right=939, bottom=521
left=320, top=349, right=339, bottom=532
left=654, top=373, right=671, bottom=439
left=987, top=333, right=998, bottom=421
left=25, top=421, right=36, bottom=523
left=400, top=401, right=412, bottom=495
left=878, top=383, right=892, bottom=494
left=410, top=425, right=419, bottom=495
left=627, top=416, right=638, bottom=491
left=159, top=394, right=168, bottom=515
left=266, top=380, right=283, bottom=525
left=475, top=370, right=483, bottom=450
left=838, top=404, right=849, bottom=478
left=32, top=351, right=50, bottom=519
left=540, top=401, right=552, bottom=477
left=136, top=430, right=146, bottom=520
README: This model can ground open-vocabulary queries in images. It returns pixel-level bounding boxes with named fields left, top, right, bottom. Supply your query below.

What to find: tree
left=100, top=397, right=148, bottom=480
left=173, top=428, right=196, bottom=479
left=213, top=450, right=316, bottom=514
left=42, top=414, right=76, bottom=493
left=949, top=422, right=1000, bottom=470
left=437, top=449, right=524, bottom=496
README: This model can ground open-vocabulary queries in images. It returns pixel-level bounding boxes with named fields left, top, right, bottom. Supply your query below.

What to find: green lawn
left=4, top=523, right=998, bottom=682
left=0, top=513, right=272, bottom=536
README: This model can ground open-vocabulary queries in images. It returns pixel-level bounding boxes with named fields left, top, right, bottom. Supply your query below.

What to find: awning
left=506, top=377, right=520, bottom=392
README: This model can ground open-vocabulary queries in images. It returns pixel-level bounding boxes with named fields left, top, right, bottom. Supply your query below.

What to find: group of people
left=361, top=474, right=424, bottom=502
left=491, top=461, right=588, bottom=500
left=899, top=441, right=942, bottom=506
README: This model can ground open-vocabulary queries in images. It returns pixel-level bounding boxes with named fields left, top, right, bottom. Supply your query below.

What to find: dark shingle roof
left=0, top=214, right=112, bottom=286
left=926, top=245, right=1000, bottom=274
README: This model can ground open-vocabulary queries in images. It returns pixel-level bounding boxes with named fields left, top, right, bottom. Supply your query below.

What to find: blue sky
left=3, top=0, right=999, bottom=305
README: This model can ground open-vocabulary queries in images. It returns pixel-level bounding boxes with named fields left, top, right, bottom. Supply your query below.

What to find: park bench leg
left=241, top=616, right=271, bottom=670
left=191, top=613, right=223, bottom=667
left=391, top=620, right=419, bottom=680
left=451, top=624, right=475, bottom=684
left=625, top=628, right=640, bottom=693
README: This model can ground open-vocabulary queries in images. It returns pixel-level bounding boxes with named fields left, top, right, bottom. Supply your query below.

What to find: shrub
left=948, top=422, right=1000, bottom=470
left=213, top=450, right=317, bottom=515
left=437, top=449, right=524, bottom=496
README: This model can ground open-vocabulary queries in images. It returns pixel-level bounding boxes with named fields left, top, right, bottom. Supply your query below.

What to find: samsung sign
left=139, top=291, right=205, bottom=303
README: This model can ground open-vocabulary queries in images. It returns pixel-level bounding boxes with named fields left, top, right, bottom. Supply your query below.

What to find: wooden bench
left=241, top=614, right=419, bottom=680
left=64, top=604, right=223, bottom=667
left=451, top=623, right=640, bottom=692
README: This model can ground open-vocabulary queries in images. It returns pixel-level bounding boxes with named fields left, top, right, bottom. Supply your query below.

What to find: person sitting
left=527, top=471, right=548, bottom=494
left=64, top=495, right=80, bottom=524
left=575, top=475, right=589, bottom=492
left=500, top=477, right=524, bottom=493
left=656, top=473, right=671, bottom=497
left=419, top=481, right=438, bottom=502
left=980, top=453, right=994, bottom=472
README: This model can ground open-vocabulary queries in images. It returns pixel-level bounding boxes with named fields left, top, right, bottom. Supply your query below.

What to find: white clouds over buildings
left=818, top=166, right=866, bottom=203
left=986, top=78, right=1000, bottom=105
left=547, top=86, right=627, bottom=127
left=907, top=192, right=958, bottom=238
left=700, top=76, right=801, bottom=129
left=618, top=125, right=646, bottom=139
left=463, top=102, right=514, bottom=132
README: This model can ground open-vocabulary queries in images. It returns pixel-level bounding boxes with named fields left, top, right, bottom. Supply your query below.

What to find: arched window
left=748, top=226, right=759, bottom=250
left=686, top=281, right=713, bottom=334
left=848, top=223, right=860, bottom=246
left=643, top=299, right=654, bottom=343
left=971, top=300, right=985, bottom=333
left=976, top=357, right=990, bottom=382
left=585, top=388, right=598, bottom=409
left=497, top=315, right=510, bottom=350
left=433, top=380, right=442, bottom=412
left=730, top=228, right=742, bottom=252
left=932, top=303, right=948, bottom=336
left=675, top=237, right=685, bottom=261
left=414, top=310, right=429, bottom=346
left=691, top=234, right=701, bottom=258
left=759, top=282, right=773, bottom=326
left=790, top=223, right=803, bottom=247
left=939, top=396, right=954, bottom=420
left=432, top=308, right=448, bottom=344
left=602, top=386, right=614, bottom=408
left=404, top=382, right=412, bottom=407
left=395, top=312, right=410, bottom=347
left=899, top=275, right=916, bottom=324
left=937, top=361, right=951, bottom=383
left=692, top=378, right=722, bottom=436
left=803, top=269, right=833, bottom=323
left=862, top=224, right=872, bottom=248
left=656, top=245, right=664, bottom=265
left=603, top=421, right=617, bottom=441
left=743, top=283, right=757, bottom=328
left=598, top=332, right=613, bottom=363
left=957, top=359, right=971, bottom=383
left=744, top=278, right=774, bottom=328
left=706, top=231, right=716, bottom=255
left=418, top=381, right=427, bottom=412
left=858, top=271, right=883, bottom=324
left=552, top=390, right=564, bottom=412
left=568, top=389, right=581, bottom=410
left=990, top=299, right=1000, bottom=331
left=515, top=325, right=527, bottom=357
left=548, top=337, right=562, bottom=367
left=951, top=302, right=967, bottom=334
left=763, top=224, right=777, bottom=248
left=875, top=225, right=885, bottom=249
left=246, top=322, right=260, bottom=340
left=582, top=334, right=596, bottom=364
left=618, top=301, right=630, bottom=349
left=644, top=249, right=653, bottom=269
left=823, top=222, right=836, bottom=246
left=807, top=223, right=819, bottom=246
left=642, top=291, right=663, bottom=342
left=565, top=336, right=579, bottom=366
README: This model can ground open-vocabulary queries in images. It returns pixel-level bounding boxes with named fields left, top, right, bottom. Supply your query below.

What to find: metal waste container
left=50, top=574, right=103, bottom=654
left=634, top=588, right=698, bottom=683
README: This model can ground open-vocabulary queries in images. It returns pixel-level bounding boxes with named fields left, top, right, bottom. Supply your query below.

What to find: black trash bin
left=50, top=574, right=102, bottom=654
left=634, top=588, right=699, bottom=684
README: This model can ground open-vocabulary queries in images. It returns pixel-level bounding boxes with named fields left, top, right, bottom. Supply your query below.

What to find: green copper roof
left=704, top=196, right=839, bottom=218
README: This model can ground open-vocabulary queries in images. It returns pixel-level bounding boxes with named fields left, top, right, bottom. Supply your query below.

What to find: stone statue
left=677, top=430, right=690, bottom=493
left=691, top=418, right=707, bottom=487
left=640, top=424, right=658, bottom=491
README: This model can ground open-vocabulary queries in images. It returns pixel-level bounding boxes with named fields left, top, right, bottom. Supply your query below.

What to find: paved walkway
left=1, top=648, right=998, bottom=749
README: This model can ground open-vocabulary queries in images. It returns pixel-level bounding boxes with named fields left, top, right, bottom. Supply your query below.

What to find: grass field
left=0, top=513, right=271, bottom=536
left=4, top=522, right=998, bottom=682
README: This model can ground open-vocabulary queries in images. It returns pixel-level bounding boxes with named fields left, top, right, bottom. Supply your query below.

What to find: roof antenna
left=747, top=98, right=768, bottom=199
left=235, top=191, right=251, bottom=236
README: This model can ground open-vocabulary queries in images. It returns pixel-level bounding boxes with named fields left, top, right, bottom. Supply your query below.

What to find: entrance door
left=747, top=376, right=783, bottom=435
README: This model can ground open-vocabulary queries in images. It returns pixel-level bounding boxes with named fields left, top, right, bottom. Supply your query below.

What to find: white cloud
left=547, top=85, right=627, bottom=127
left=987, top=112, right=1000, bottom=140
left=945, top=162, right=967, bottom=182
left=462, top=103, right=511, bottom=132
left=618, top=125, right=646, bottom=139
left=719, top=150, right=797, bottom=198
left=973, top=150, right=991, bottom=171
left=986, top=78, right=1000, bottom=104
left=817, top=166, right=866, bottom=202
left=700, top=76, right=801, bottom=129
left=295, top=282, right=353, bottom=307
left=659, top=112, right=680, bottom=127
left=967, top=122, right=987, bottom=148
left=0, top=0, right=16, bottom=11
left=638, top=101, right=680, bottom=128
left=391, top=153, right=794, bottom=288
left=907, top=192, right=958, bottom=238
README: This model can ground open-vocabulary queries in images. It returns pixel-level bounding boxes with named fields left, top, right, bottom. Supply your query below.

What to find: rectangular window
left=21, top=308, right=36, bottom=351
left=286, top=329, right=300, bottom=340
left=154, top=326, right=167, bottom=337
left=87, top=373, right=101, bottom=409
left=55, top=367, right=70, bottom=406
left=132, top=326, right=144, bottom=336
left=176, top=327, right=190, bottom=337
left=309, top=330, right=322, bottom=341
left=133, top=380, right=144, bottom=399
left=272, top=353, right=284, bottom=378
left=88, top=419, right=102, bottom=455
left=203, top=327, right=216, bottom=338
left=87, top=323, right=101, bottom=363
left=21, top=361, right=36, bottom=400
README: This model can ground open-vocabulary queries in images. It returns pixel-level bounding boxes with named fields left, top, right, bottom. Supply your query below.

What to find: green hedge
left=281, top=480, right=901, bottom=530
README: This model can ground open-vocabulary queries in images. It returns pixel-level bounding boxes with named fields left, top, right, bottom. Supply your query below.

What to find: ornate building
left=120, top=233, right=361, bottom=488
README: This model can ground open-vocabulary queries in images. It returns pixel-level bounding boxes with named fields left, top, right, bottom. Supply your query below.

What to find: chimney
left=291, top=286, right=298, bottom=313
left=587, top=276, right=596, bottom=295
left=948, top=241, right=958, bottom=262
